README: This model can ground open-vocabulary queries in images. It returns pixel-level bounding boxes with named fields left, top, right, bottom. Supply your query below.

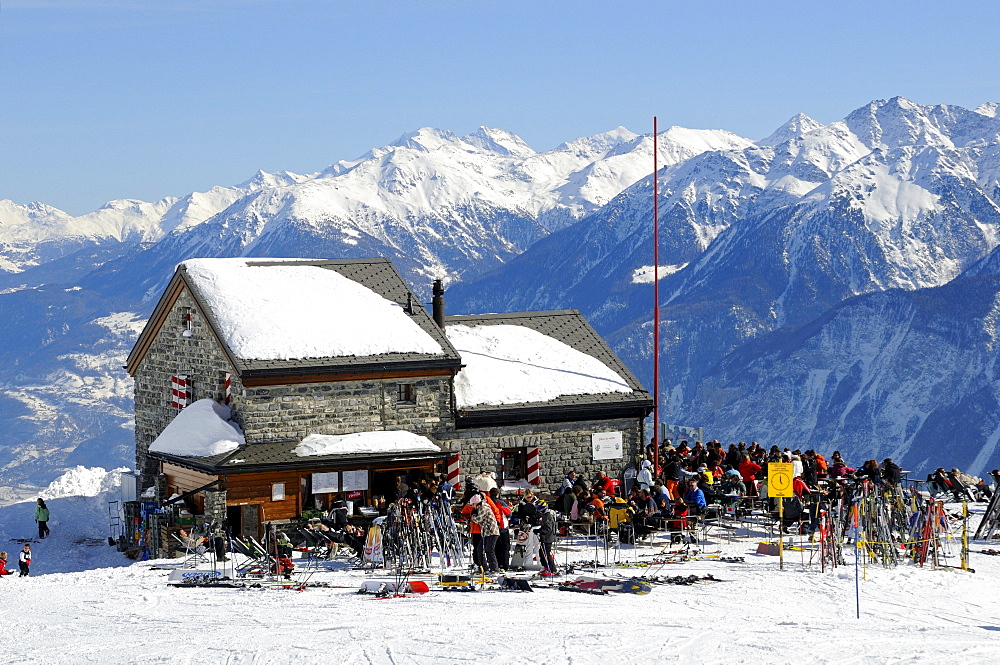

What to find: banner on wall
left=592, top=431, right=623, bottom=460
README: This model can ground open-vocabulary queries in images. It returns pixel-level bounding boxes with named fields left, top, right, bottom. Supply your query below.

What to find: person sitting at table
left=666, top=497, right=693, bottom=542
left=880, top=458, right=902, bottom=487
left=682, top=480, right=707, bottom=515
left=591, top=471, right=616, bottom=496
left=720, top=469, right=746, bottom=496
left=696, top=476, right=726, bottom=505
left=587, top=489, right=608, bottom=522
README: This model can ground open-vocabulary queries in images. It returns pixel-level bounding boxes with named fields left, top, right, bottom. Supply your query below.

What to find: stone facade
left=134, top=285, right=459, bottom=488
left=443, top=416, right=643, bottom=491
left=134, top=289, right=233, bottom=482
left=204, top=489, right=228, bottom=534
left=237, top=376, right=453, bottom=443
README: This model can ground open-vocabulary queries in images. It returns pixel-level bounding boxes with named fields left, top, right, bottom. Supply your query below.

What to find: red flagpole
left=652, top=117, right=660, bottom=477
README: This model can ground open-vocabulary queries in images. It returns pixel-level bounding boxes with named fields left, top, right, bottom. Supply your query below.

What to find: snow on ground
left=1, top=471, right=999, bottom=664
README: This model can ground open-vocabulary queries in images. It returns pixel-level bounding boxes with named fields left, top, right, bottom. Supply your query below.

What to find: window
left=271, top=483, right=286, bottom=501
left=396, top=383, right=415, bottom=404
left=181, top=307, right=193, bottom=337
left=501, top=448, right=527, bottom=484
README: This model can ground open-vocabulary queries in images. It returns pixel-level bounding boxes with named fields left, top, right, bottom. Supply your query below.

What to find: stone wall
left=442, top=416, right=644, bottom=491
left=237, top=376, right=453, bottom=443
left=204, top=489, right=228, bottom=535
left=134, top=288, right=233, bottom=486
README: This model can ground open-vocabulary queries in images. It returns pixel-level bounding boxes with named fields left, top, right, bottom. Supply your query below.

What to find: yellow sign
left=768, top=462, right=794, bottom=498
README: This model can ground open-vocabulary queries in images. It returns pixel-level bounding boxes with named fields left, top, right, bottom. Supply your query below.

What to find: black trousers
left=37, top=521, right=50, bottom=539
left=18, top=561, right=29, bottom=576
left=495, top=528, right=510, bottom=570
left=540, top=541, right=556, bottom=573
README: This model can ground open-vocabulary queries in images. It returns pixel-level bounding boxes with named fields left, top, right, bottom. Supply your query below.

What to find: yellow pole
left=779, top=499, right=784, bottom=571
left=962, top=502, right=969, bottom=572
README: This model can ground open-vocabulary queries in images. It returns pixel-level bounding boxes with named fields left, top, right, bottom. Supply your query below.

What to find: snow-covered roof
left=446, top=323, right=633, bottom=408
left=181, top=258, right=444, bottom=361
left=149, top=399, right=245, bottom=457
left=294, top=431, right=440, bottom=457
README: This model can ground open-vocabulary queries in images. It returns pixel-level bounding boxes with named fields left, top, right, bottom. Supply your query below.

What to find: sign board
left=312, top=472, right=339, bottom=494
left=345, top=490, right=363, bottom=501
left=342, top=469, right=369, bottom=492
left=592, top=431, right=623, bottom=460
left=768, top=462, right=794, bottom=498
left=662, top=423, right=703, bottom=445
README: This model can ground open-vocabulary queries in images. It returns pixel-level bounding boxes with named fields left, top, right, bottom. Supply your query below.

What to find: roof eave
left=455, top=398, right=654, bottom=429
left=239, top=357, right=464, bottom=381
left=150, top=449, right=451, bottom=475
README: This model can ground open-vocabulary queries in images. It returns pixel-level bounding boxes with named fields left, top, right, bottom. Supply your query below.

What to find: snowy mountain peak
left=239, top=169, right=312, bottom=190
left=843, top=96, right=1000, bottom=151
left=463, top=127, right=535, bottom=157
left=389, top=127, right=461, bottom=152
left=758, top=112, right=825, bottom=146
left=976, top=102, right=1000, bottom=118
left=556, top=126, right=640, bottom=158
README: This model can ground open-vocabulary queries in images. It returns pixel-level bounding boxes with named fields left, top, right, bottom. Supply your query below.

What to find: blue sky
left=2, top=0, right=999, bottom=215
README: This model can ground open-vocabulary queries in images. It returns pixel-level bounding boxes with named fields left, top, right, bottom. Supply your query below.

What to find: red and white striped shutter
left=447, top=454, right=461, bottom=487
left=170, top=375, right=188, bottom=409
left=527, top=447, right=540, bottom=486
left=223, top=372, right=232, bottom=405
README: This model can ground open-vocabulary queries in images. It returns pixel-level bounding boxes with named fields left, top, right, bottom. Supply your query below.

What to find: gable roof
left=126, top=258, right=463, bottom=378
left=444, top=310, right=653, bottom=427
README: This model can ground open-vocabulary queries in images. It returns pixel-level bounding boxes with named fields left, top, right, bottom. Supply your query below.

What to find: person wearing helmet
left=536, top=501, right=559, bottom=576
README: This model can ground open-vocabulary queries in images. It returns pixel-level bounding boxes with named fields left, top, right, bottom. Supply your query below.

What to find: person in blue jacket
left=682, top=480, right=707, bottom=515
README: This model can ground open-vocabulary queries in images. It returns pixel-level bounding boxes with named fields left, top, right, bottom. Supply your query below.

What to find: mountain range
left=3, top=97, right=1000, bottom=486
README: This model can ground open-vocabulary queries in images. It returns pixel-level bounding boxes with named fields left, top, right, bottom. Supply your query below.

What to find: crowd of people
left=536, top=440, right=998, bottom=542
left=156, top=445, right=998, bottom=578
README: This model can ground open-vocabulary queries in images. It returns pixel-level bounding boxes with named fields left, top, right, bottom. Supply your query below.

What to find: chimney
left=432, top=279, right=445, bottom=329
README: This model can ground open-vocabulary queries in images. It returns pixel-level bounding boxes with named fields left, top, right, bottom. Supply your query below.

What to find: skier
left=536, top=501, right=559, bottom=576
left=34, top=498, right=50, bottom=539
left=18, top=543, right=31, bottom=577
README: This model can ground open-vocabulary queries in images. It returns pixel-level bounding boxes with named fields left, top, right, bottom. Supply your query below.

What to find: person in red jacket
left=0, top=551, right=12, bottom=576
left=738, top=455, right=762, bottom=497
left=591, top=471, right=615, bottom=496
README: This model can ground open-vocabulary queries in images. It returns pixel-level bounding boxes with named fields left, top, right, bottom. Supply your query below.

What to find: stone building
left=125, top=257, right=652, bottom=537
